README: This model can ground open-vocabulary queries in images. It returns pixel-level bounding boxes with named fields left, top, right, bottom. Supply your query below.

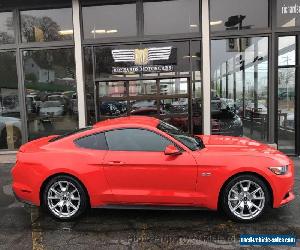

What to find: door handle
left=107, top=161, right=124, bottom=166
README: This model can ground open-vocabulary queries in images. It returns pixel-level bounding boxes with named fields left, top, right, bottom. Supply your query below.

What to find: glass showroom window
left=0, top=12, right=15, bottom=44
left=0, top=51, right=22, bottom=149
left=210, top=0, right=268, bottom=32
left=82, top=1, right=137, bottom=39
left=277, top=36, right=296, bottom=154
left=277, top=0, right=300, bottom=28
left=20, top=8, right=73, bottom=42
left=210, top=37, right=269, bottom=142
left=143, top=0, right=200, bottom=35
left=23, top=48, right=78, bottom=141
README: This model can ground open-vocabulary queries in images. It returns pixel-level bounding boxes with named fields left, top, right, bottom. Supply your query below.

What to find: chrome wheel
left=227, top=180, right=265, bottom=220
left=47, top=180, right=81, bottom=218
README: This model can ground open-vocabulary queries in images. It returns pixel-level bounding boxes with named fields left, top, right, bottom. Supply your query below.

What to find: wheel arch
left=39, top=172, right=91, bottom=208
left=217, top=171, right=274, bottom=210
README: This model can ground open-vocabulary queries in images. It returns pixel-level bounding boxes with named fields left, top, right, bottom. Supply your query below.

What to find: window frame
left=103, top=127, right=183, bottom=152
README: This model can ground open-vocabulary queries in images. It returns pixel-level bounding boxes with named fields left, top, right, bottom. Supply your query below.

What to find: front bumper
left=271, top=162, right=295, bottom=208
left=279, top=191, right=295, bottom=207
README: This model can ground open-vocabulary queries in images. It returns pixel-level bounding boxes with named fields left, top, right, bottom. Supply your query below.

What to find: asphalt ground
left=0, top=158, right=299, bottom=250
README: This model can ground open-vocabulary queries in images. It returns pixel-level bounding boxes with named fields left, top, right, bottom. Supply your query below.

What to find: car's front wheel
left=43, top=175, right=88, bottom=220
left=220, top=174, right=271, bottom=222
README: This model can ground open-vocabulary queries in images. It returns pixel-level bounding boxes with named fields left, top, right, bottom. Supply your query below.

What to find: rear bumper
left=11, top=162, right=42, bottom=206
left=12, top=181, right=39, bottom=206
left=12, top=189, right=35, bottom=206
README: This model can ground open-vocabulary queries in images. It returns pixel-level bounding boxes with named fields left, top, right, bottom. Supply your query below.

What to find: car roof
left=93, top=116, right=160, bottom=128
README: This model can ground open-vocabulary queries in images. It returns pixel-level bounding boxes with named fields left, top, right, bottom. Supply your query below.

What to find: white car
left=40, top=101, right=64, bottom=117
left=0, top=115, right=22, bottom=148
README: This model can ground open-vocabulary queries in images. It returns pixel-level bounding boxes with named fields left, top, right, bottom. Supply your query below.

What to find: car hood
left=196, top=135, right=290, bottom=166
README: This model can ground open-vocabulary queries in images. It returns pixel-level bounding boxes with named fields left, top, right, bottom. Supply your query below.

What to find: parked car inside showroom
left=12, top=116, right=294, bottom=222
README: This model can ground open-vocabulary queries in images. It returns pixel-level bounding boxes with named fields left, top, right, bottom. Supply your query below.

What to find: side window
left=75, top=133, right=108, bottom=150
left=105, top=128, right=173, bottom=152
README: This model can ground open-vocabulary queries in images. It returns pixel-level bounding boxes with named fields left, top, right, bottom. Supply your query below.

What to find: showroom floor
left=0, top=157, right=299, bottom=249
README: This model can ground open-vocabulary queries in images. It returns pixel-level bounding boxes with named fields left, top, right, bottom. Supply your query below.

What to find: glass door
left=95, top=76, right=193, bottom=132
left=277, top=35, right=299, bottom=154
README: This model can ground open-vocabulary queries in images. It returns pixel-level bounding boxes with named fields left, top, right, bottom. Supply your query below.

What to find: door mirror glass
left=164, top=144, right=181, bottom=156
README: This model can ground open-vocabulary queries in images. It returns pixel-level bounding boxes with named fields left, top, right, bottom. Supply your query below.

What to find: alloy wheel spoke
left=245, top=181, right=251, bottom=192
left=232, top=201, right=242, bottom=211
left=252, top=196, right=264, bottom=200
left=48, top=196, right=60, bottom=200
left=69, top=202, right=77, bottom=210
left=50, top=188, right=60, bottom=196
left=71, top=196, right=80, bottom=201
left=251, top=203, right=262, bottom=211
left=251, top=187, right=261, bottom=195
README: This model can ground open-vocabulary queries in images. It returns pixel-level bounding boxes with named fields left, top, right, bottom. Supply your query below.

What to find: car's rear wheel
left=221, top=174, right=270, bottom=222
left=43, top=175, right=88, bottom=220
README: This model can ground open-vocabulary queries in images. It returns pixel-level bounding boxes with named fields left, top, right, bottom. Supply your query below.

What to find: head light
left=269, top=165, right=288, bottom=175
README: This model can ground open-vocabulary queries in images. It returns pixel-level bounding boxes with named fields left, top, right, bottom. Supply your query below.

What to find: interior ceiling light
left=210, top=20, right=223, bottom=26
left=58, top=30, right=73, bottom=35
left=189, top=24, right=198, bottom=28
left=91, top=29, right=106, bottom=34
left=112, top=47, right=172, bottom=62
left=91, top=29, right=118, bottom=34
left=106, top=29, right=118, bottom=33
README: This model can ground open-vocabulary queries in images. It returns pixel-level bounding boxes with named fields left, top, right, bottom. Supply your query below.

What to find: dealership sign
left=111, top=47, right=175, bottom=74
left=112, top=65, right=174, bottom=74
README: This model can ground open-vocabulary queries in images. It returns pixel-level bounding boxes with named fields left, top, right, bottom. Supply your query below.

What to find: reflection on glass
left=191, top=41, right=202, bottom=134
left=21, top=8, right=73, bottom=42
left=23, top=49, right=78, bottom=140
left=130, top=100, right=159, bottom=116
left=84, top=47, right=96, bottom=125
left=0, top=52, right=22, bottom=149
left=210, top=0, right=268, bottom=32
left=160, top=78, right=188, bottom=95
left=0, top=12, right=14, bottom=44
left=144, top=0, right=200, bottom=35
left=160, top=98, right=188, bottom=115
left=99, top=81, right=126, bottom=97
left=99, top=100, right=127, bottom=118
left=278, top=36, right=296, bottom=66
left=82, top=2, right=136, bottom=39
left=129, top=80, right=157, bottom=96
left=211, top=37, right=269, bottom=141
left=140, top=42, right=190, bottom=77
left=277, top=0, right=300, bottom=28
left=278, top=68, right=295, bottom=154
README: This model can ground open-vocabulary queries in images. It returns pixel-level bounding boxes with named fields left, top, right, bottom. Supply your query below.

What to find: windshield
left=157, top=121, right=205, bottom=151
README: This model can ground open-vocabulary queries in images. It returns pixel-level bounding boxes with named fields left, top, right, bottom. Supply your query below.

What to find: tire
left=42, top=175, right=88, bottom=221
left=220, top=174, right=271, bottom=222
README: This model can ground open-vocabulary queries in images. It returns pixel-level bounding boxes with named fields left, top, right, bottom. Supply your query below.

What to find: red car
left=12, top=116, right=295, bottom=222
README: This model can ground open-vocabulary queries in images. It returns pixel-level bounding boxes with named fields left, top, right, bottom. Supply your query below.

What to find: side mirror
left=164, top=144, right=181, bottom=156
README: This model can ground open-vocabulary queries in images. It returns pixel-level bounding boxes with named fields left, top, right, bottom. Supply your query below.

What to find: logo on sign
left=111, top=47, right=175, bottom=74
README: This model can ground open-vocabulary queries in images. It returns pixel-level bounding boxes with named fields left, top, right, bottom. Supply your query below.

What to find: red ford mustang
left=12, top=116, right=295, bottom=222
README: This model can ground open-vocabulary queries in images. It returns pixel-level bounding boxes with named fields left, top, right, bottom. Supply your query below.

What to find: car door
left=103, top=128, right=198, bottom=205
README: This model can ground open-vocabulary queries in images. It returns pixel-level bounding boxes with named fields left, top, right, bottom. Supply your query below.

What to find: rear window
left=49, top=127, right=92, bottom=142
left=75, top=133, right=108, bottom=150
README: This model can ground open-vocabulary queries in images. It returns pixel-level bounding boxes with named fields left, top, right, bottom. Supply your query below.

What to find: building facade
left=0, top=0, right=299, bottom=155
